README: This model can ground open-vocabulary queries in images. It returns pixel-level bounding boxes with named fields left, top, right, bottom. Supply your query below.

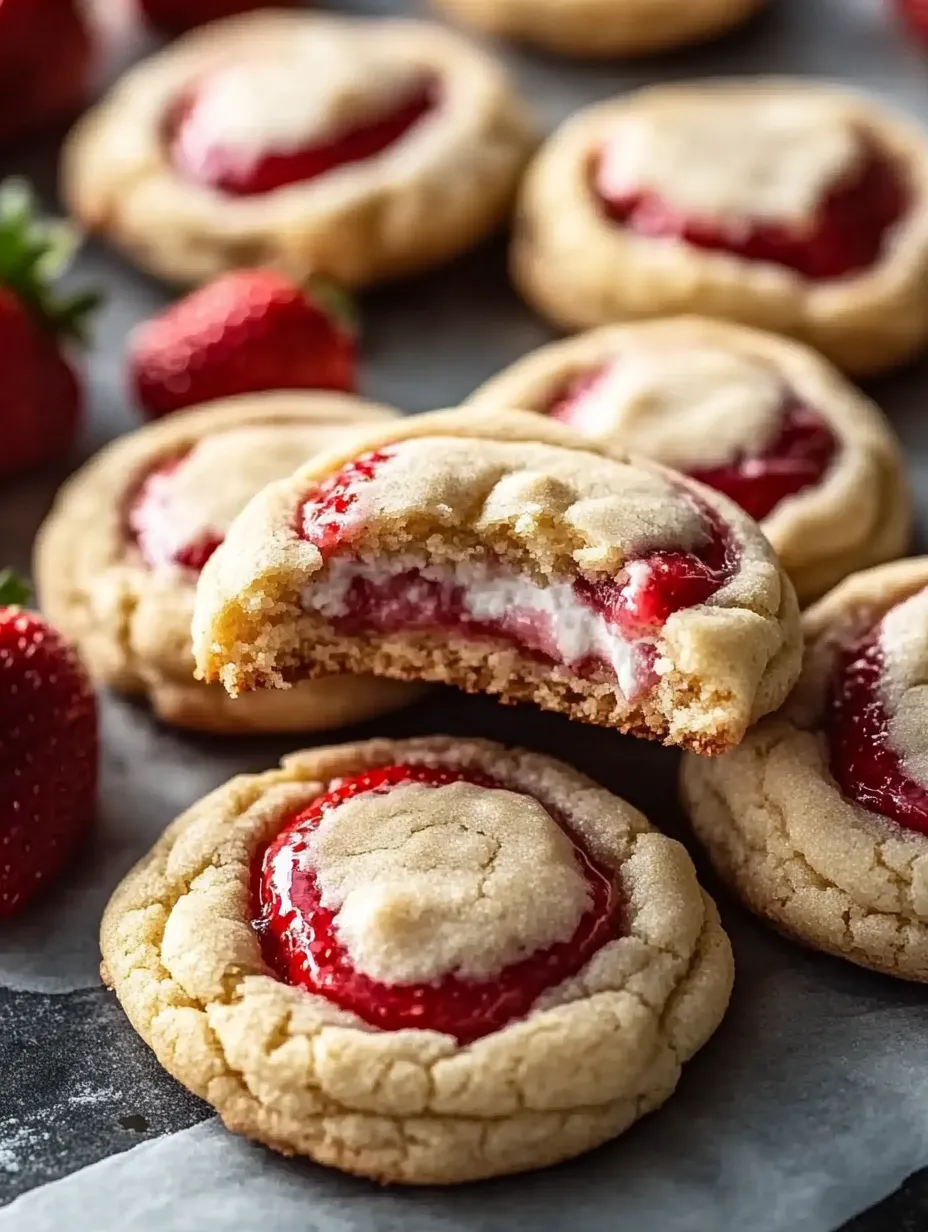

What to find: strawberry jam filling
left=552, top=371, right=838, bottom=522
left=596, top=141, right=907, bottom=279
left=253, top=764, right=621, bottom=1042
left=298, top=449, right=737, bottom=697
left=128, top=454, right=223, bottom=573
left=169, top=75, right=438, bottom=197
left=828, top=619, right=928, bottom=834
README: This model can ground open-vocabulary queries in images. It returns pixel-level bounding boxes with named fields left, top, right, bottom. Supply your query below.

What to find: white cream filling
left=302, top=558, right=655, bottom=700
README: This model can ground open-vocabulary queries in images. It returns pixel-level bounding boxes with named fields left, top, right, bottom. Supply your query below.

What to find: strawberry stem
left=0, top=569, right=32, bottom=608
left=306, top=276, right=359, bottom=337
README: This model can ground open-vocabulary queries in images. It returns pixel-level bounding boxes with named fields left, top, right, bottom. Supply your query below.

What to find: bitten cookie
left=429, top=0, right=765, bottom=58
left=62, top=10, right=535, bottom=288
left=34, top=392, right=417, bottom=734
left=512, top=81, right=928, bottom=375
left=192, top=407, right=801, bottom=754
left=101, top=736, right=734, bottom=1183
left=682, top=558, right=928, bottom=981
left=468, top=318, right=911, bottom=605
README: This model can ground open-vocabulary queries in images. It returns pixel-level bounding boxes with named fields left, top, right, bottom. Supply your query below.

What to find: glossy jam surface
left=827, top=624, right=928, bottom=834
left=552, top=372, right=837, bottom=522
left=597, top=143, right=907, bottom=279
left=254, top=764, right=621, bottom=1042
left=128, top=455, right=224, bottom=572
left=170, top=77, right=437, bottom=197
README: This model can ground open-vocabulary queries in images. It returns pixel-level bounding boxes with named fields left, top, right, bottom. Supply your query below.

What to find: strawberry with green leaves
left=0, top=181, right=100, bottom=480
left=0, top=570, right=98, bottom=918
left=128, top=269, right=357, bottom=420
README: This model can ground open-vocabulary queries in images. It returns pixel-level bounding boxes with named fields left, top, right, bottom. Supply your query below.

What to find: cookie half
left=35, top=392, right=418, bottom=734
left=62, top=11, right=535, bottom=288
left=192, top=407, right=801, bottom=754
left=430, top=0, right=765, bottom=58
left=682, top=558, right=928, bottom=981
left=512, top=81, right=928, bottom=375
left=469, top=318, right=911, bottom=605
left=101, top=736, right=734, bottom=1183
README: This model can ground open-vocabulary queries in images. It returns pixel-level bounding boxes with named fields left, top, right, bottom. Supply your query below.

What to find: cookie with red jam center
left=101, top=736, right=734, bottom=1183
left=62, top=11, right=536, bottom=289
left=192, top=407, right=801, bottom=755
left=467, top=319, right=911, bottom=605
left=682, top=557, right=928, bottom=982
left=34, top=392, right=418, bottom=734
left=512, top=82, right=928, bottom=376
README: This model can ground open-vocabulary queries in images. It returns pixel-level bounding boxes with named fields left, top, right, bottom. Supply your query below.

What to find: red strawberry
left=896, top=0, right=928, bottom=40
left=0, top=182, right=100, bottom=480
left=0, top=0, right=92, bottom=147
left=138, top=0, right=298, bottom=36
left=128, top=269, right=357, bottom=420
left=0, top=570, right=98, bottom=918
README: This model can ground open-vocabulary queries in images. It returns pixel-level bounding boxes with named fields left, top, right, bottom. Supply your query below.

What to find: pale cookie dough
left=681, top=557, right=928, bottom=981
left=192, top=406, right=801, bottom=754
left=62, top=10, right=536, bottom=288
left=34, top=392, right=418, bottom=734
left=430, top=0, right=765, bottom=58
left=468, top=318, right=911, bottom=605
left=512, top=81, right=928, bottom=376
left=101, top=736, right=734, bottom=1183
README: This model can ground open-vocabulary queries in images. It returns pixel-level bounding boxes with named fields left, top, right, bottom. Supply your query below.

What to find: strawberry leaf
left=306, top=276, right=359, bottom=337
left=0, top=569, right=32, bottom=608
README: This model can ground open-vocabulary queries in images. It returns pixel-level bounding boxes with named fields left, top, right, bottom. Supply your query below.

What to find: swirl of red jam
left=827, top=618, right=928, bottom=834
left=551, top=370, right=838, bottom=523
left=127, top=454, right=224, bottom=573
left=169, top=75, right=438, bottom=197
left=596, top=140, right=907, bottom=280
left=253, top=764, right=621, bottom=1042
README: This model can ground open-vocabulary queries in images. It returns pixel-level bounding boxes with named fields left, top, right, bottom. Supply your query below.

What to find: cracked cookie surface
left=101, top=736, right=734, bottom=1183
left=681, top=558, right=928, bottom=981
left=512, top=81, right=928, bottom=375
left=191, top=407, right=801, bottom=754
left=468, top=318, right=911, bottom=605
left=62, top=10, right=536, bottom=288
left=34, top=392, right=418, bottom=734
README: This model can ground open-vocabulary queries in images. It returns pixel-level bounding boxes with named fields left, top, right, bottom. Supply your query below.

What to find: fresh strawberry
left=895, top=0, right=928, bottom=41
left=0, top=0, right=93, bottom=147
left=128, top=269, right=357, bottom=420
left=0, top=182, right=100, bottom=480
left=138, top=0, right=299, bottom=36
left=0, top=570, right=98, bottom=918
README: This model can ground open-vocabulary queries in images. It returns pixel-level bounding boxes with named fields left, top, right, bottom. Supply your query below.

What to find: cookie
left=34, top=392, right=418, bottom=734
left=191, top=407, right=801, bottom=754
left=430, top=0, right=765, bottom=58
left=62, top=10, right=535, bottom=288
left=512, top=81, right=928, bottom=375
left=101, top=736, right=734, bottom=1183
left=468, top=318, right=911, bottom=605
left=682, top=557, right=928, bottom=981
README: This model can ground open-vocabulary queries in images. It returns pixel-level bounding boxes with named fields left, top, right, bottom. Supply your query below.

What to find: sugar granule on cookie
left=101, top=736, right=734, bottom=1183
left=192, top=407, right=801, bottom=755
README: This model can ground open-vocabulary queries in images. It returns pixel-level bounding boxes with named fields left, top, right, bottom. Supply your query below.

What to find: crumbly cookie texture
left=468, top=318, right=911, bottom=605
left=62, top=11, right=536, bottom=288
left=34, top=392, right=418, bottom=734
left=101, top=736, right=734, bottom=1183
left=512, top=81, right=928, bottom=376
left=681, top=558, right=928, bottom=981
left=429, top=0, right=765, bottom=58
left=192, top=407, right=801, bottom=755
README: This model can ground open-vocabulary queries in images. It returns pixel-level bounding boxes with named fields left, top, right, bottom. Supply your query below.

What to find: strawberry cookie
left=682, top=558, right=928, bottom=980
left=192, top=408, right=801, bottom=754
left=62, top=10, right=535, bottom=288
left=512, top=81, right=928, bottom=375
left=101, top=736, right=734, bottom=1182
left=468, top=319, right=911, bottom=605
left=34, top=393, right=417, bottom=733
left=430, top=0, right=765, bottom=59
